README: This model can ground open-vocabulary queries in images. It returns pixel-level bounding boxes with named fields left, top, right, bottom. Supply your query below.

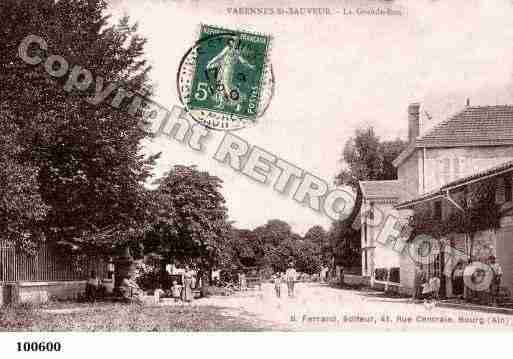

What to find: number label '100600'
left=17, top=342, right=62, bottom=352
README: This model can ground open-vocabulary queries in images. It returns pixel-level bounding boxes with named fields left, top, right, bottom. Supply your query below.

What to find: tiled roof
left=359, top=180, right=401, bottom=200
left=394, top=105, right=513, bottom=166
left=416, top=105, right=513, bottom=147
left=396, top=159, right=513, bottom=208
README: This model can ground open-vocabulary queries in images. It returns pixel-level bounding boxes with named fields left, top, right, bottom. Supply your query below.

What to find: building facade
left=393, top=103, right=513, bottom=296
left=359, top=180, right=402, bottom=288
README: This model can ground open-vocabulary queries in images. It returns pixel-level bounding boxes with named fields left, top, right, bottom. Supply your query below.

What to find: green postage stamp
left=179, top=24, right=274, bottom=130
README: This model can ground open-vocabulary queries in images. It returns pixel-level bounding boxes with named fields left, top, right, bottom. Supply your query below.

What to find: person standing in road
left=181, top=265, right=194, bottom=303
left=273, top=273, right=282, bottom=298
left=413, top=265, right=426, bottom=301
left=489, top=255, right=503, bottom=304
left=285, top=262, right=297, bottom=298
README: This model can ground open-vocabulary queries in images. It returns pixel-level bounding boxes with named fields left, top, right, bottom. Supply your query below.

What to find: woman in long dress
left=181, top=265, right=194, bottom=303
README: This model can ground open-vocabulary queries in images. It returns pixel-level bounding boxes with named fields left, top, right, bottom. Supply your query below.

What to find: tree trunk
left=114, top=245, right=134, bottom=289
left=196, top=269, right=204, bottom=289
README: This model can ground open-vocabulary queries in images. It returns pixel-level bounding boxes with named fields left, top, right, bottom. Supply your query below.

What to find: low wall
left=343, top=274, right=370, bottom=286
left=372, top=280, right=401, bottom=294
left=1, top=281, right=87, bottom=305
left=399, top=285, right=414, bottom=296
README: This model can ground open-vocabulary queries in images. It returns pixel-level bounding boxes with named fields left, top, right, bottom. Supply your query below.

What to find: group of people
left=413, top=255, right=504, bottom=303
left=84, top=264, right=199, bottom=305
left=272, top=262, right=298, bottom=298
left=154, top=265, right=197, bottom=304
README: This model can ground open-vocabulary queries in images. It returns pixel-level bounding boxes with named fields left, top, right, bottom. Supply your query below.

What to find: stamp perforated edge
left=190, top=23, right=274, bottom=122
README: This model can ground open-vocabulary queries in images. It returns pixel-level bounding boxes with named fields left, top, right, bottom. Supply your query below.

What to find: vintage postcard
left=2, top=0, right=513, bottom=355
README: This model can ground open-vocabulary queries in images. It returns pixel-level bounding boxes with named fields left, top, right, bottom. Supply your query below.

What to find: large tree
left=144, top=166, right=230, bottom=282
left=0, top=0, right=157, bottom=251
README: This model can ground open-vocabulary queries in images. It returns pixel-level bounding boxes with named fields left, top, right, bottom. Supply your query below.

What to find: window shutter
left=459, top=157, right=467, bottom=177
left=453, top=157, right=461, bottom=180
left=437, top=159, right=444, bottom=187
left=496, top=177, right=505, bottom=204
left=442, top=158, right=450, bottom=185
left=505, top=174, right=512, bottom=203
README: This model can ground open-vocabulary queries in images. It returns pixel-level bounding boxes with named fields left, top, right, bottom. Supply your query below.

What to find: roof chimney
left=408, top=102, right=420, bottom=143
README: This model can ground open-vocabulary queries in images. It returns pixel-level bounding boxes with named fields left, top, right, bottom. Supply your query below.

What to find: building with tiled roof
left=394, top=105, right=513, bottom=168
left=359, top=180, right=402, bottom=201
left=355, top=101, right=513, bottom=297
left=357, top=180, right=403, bottom=286
left=390, top=102, right=513, bottom=298
left=393, top=103, right=513, bottom=203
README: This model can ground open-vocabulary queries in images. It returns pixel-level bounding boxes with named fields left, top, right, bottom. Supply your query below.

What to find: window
left=453, top=157, right=461, bottom=179
left=441, top=158, right=451, bottom=184
left=437, top=157, right=466, bottom=187
left=433, top=200, right=442, bottom=220
left=364, top=250, right=368, bottom=273
left=363, top=221, right=367, bottom=245
left=506, top=175, right=512, bottom=202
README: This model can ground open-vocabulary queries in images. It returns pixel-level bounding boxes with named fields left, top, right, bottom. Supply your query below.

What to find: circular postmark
left=177, top=29, right=274, bottom=131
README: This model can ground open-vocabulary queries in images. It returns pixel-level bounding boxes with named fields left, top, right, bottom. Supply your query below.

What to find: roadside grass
left=0, top=301, right=275, bottom=331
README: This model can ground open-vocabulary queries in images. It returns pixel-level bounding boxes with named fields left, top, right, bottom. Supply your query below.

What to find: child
left=86, top=270, right=100, bottom=302
left=273, top=273, right=282, bottom=298
left=285, top=262, right=297, bottom=298
left=154, top=285, right=164, bottom=305
left=171, top=280, right=181, bottom=303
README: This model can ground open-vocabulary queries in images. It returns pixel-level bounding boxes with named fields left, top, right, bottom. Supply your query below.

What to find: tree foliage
left=224, top=221, right=329, bottom=275
left=327, top=220, right=361, bottom=268
left=0, top=108, right=48, bottom=252
left=144, top=166, right=230, bottom=274
left=409, top=179, right=501, bottom=260
left=335, top=127, right=406, bottom=190
left=0, top=0, right=157, bottom=251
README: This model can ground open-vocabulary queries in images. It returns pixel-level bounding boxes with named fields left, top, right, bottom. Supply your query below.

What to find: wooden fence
left=0, top=242, right=108, bottom=283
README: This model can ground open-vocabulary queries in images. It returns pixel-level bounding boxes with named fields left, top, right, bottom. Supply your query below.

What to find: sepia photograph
left=1, top=0, right=513, bottom=356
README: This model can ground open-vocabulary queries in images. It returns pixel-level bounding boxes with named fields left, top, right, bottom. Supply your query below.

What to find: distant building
left=359, top=180, right=402, bottom=288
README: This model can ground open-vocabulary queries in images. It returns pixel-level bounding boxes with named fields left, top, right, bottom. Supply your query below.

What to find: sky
left=107, top=0, right=513, bottom=234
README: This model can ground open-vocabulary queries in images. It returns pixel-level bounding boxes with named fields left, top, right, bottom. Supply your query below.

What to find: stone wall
left=1, top=281, right=87, bottom=305
left=399, top=252, right=415, bottom=296
left=343, top=274, right=370, bottom=287
left=372, top=281, right=401, bottom=294
left=397, top=151, right=420, bottom=202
